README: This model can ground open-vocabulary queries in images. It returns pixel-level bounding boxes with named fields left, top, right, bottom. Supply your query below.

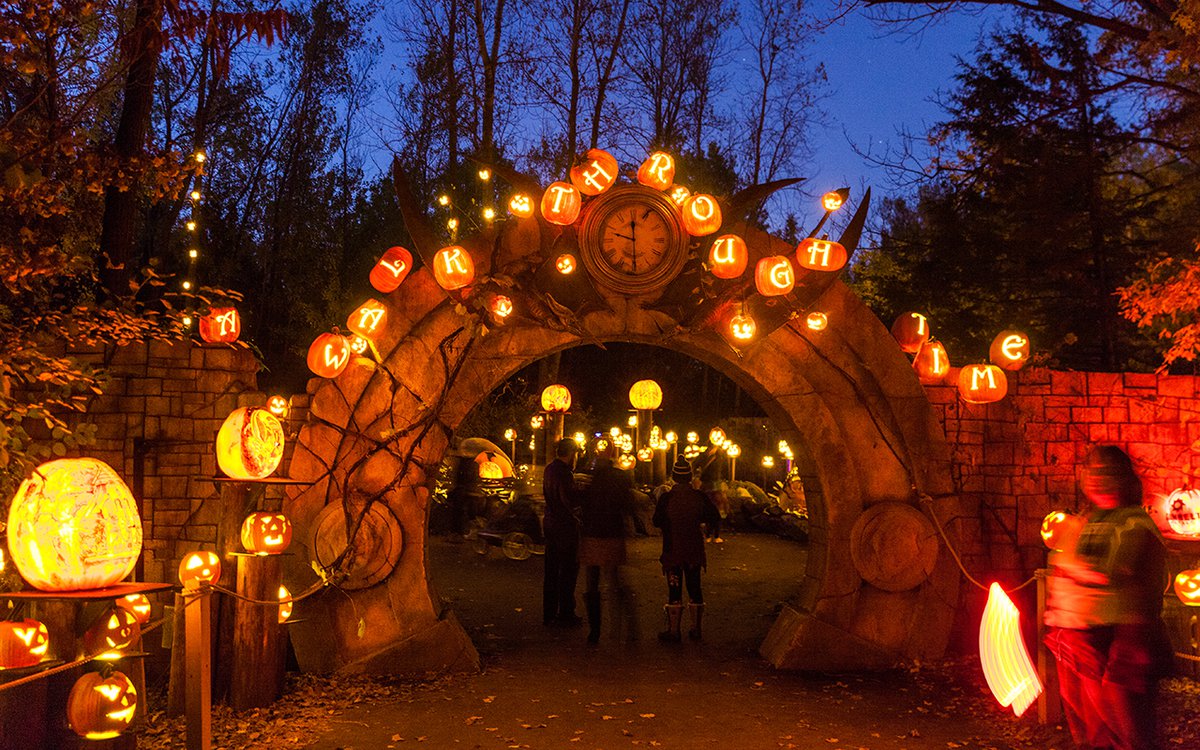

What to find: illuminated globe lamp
left=0, top=619, right=50, bottom=669
left=215, top=407, right=285, bottom=480
left=1165, top=488, right=1200, bottom=537
left=240, top=512, right=293, bottom=555
left=178, top=551, right=221, bottom=590
left=278, top=585, right=294, bottom=623
left=629, top=380, right=663, bottom=411
left=530, top=414, right=545, bottom=430
left=7, top=458, right=143, bottom=591
left=116, top=593, right=152, bottom=625
left=541, top=384, right=572, bottom=413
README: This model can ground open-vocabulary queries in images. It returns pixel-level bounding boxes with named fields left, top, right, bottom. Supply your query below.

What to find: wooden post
left=184, top=587, right=212, bottom=750
left=213, top=481, right=259, bottom=702
left=1036, top=569, right=1062, bottom=724
left=230, top=554, right=283, bottom=710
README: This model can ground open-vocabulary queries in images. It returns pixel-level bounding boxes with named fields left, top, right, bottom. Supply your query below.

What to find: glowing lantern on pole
left=913, top=341, right=951, bottom=384
left=681, top=194, right=722, bottom=236
left=432, top=245, right=475, bottom=290
left=240, top=512, right=293, bottom=554
left=637, top=152, right=675, bottom=190
left=709, top=427, right=725, bottom=445
left=805, top=312, right=827, bottom=331
left=347, top=299, right=388, bottom=340
left=668, top=185, right=691, bottom=206
left=83, top=607, right=140, bottom=660
left=492, top=295, right=513, bottom=319
left=556, top=254, right=577, bottom=274
left=267, top=395, right=290, bottom=417
left=637, top=447, right=653, bottom=461
left=755, top=256, right=795, bottom=296
left=199, top=307, right=241, bottom=343
left=821, top=191, right=845, bottom=211
left=541, top=182, right=582, bottom=225
left=979, top=582, right=1042, bottom=717
left=531, top=414, right=545, bottom=429
left=617, top=455, right=636, bottom=470
left=216, top=407, right=284, bottom=480
left=1174, top=570, right=1200, bottom=605
left=117, top=594, right=152, bottom=625
left=708, top=235, right=747, bottom=279
left=1040, top=511, right=1084, bottom=551
left=307, top=332, right=351, bottom=378
left=1165, top=488, right=1200, bottom=537
left=569, top=148, right=619, bottom=196
left=278, top=585, right=294, bottom=623
left=629, top=380, right=663, bottom=411
left=369, top=246, right=413, bottom=293
left=178, top=551, right=221, bottom=589
left=687, top=432, right=699, bottom=444
left=67, top=670, right=138, bottom=740
left=541, top=384, right=572, bottom=412
left=957, top=364, right=1009, bottom=404
left=989, top=330, right=1031, bottom=371
left=508, top=194, right=534, bottom=218
left=0, top=619, right=50, bottom=669
left=891, top=312, right=930, bottom=353
left=730, top=312, right=756, bottom=341
left=7, top=458, right=143, bottom=591
left=795, top=238, right=848, bottom=272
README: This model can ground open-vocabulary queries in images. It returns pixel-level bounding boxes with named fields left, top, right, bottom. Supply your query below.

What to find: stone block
left=1104, top=406, right=1130, bottom=422
left=1123, top=372, right=1156, bottom=389
left=1159, top=376, right=1195, bottom=398
left=1071, top=406, right=1104, bottom=423
left=1086, top=372, right=1123, bottom=396
left=1051, top=371, right=1086, bottom=396
left=1120, top=423, right=1150, bottom=442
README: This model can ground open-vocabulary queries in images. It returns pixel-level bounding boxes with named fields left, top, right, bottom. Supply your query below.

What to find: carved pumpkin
left=617, top=455, right=636, bottom=470
left=556, top=254, right=577, bottom=274
left=891, top=312, right=931, bottom=353
left=1040, top=511, right=1084, bottom=551
left=708, top=235, right=747, bottom=279
left=199, top=307, right=241, bottom=344
left=267, top=395, right=290, bottom=417
left=478, top=460, right=504, bottom=479
left=629, top=380, right=663, bottom=410
left=730, top=312, right=756, bottom=341
left=989, top=330, right=1031, bottom=371
left=540, top=384, right=572, bottom=413
left=668, top=185, right=690, bottom=206
left=278, top=585, right=293, bottom=623
left=681, top=194, right=722, bottom=236
left=240, top=512, right=293, bottom=554
left=805, top=312, right=828, bottom=331
left=637, top=152, right=675, bottom=191
left=508, top=194, right=534, bottom=218
left=491, top=295, right=513, bottom=319
left=306, top=332, right=352, bottom=378
left=1165, top=488, right=1200, bottom=537
left=178, top=551, right=221, bottom=588
left=7, top=458, right=142, bottom=591
left=957, top=364, right=1009, bottom=404
left=569, top=148, right=619, bottom=196
left=1174, top=569, right=1200, bottom=606
left=637, top=447, right=653, bottom=461
left=369, top=246, right=413, bottom=293
left=216, top=407, right=284, bottom=480
left=709, top=427, right=726, bottom=445
left=117, top=593, right=152, bottom=625
left=348, top=334, right=369, bottom=355
left=795, top=237, right=848, bottom=272
left=913, top=340, right=951, bottom=384
left=541, top=182, right=582, bottom=225
left=347, top=299, right=388, bottom=340
left=0, top=619, right=50, bottom=669
left=83, top=607, right=140, bottom=660
left=432, top=245, right=475, bottom=290
left=821, top=191, right=845, bottom=211
left=67, top=670, right=138, bottom=740
left=755, top=256, right=795, bottom=296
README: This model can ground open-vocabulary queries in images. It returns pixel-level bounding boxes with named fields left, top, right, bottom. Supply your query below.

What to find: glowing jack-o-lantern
left=278, top=585, right=294, bottom=623
left=541, top=384, right=572, bottom=413
left=508, top=194, right=534, bottom=218
left=989, top=330, right=1030, bottom=371
left=1165, top=488, right=1200, bottom=537
left=795, top=237, right=848, bottom=272
left=369, top=246, right=413, bottom=293
left=730, top=312, right=756, bottom=341
left=347, top=299, right=388, bottom=340
left=755, top=256, right=795, bottom=296
left=805, top=312, right=828, bottom=331
left=681, top=194, right=722, bottom=236
left=958, top=364, right=1008, bottom=404
left=432, top=245, right=475, bottom=290
left=637, top=152, right=675, bottom=190
left=216, top=407, right=284, bottom=480
left=240, top=512, right=293, bottom=554
left=708, top=235, right=747, bottom=279
left=492, top=295, right=513, bottom=319
left=478, top=460, right=504, bottom=480
left=913, top=340, right=951, bottom=384
left=307, top=332, right=351, bottom=378
left=199, top=307, right=241, bottom=343
left=0, top=619, right=50, bottom=669
left=629, top=380, right=663, bottom=410
left=569, top=148, right=619, bottom=196
left=117, top=593, right=152, bottom=625
left=83, top=607, right=140, bottom=660
left=617, top=455, right=636, bottom=470
left=668, top=185, right=691, bottom=206
left=178, top=551, right=221, bottom=588
left=67, top=670, right=138, bottom=740
left=637, top=447, right=653, bottom=461
left=541, top=182, right=582, bottom=225
left=891, top=312, right=931, bottom=353
left=556, top=254, right=577, bottom=274
left=821, top=191, right=845, bottom=212
left=1040, top=511, right=1084, bottom=551
left=1174, top=569, right=1200, bottom=605
left=7, top=458, right=143, bottom=592
left=267, top=395, right=290, bottom=418
left=709, top=427, right=726, bottom=445
left=348, top=334, right=369, bottom=355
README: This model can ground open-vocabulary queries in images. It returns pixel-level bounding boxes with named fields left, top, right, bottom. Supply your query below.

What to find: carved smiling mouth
left=264, top=535, right=284, bottom=547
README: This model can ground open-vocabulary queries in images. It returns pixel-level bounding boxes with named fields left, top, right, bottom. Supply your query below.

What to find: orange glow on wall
left=989, top=330, right=1031, bottom=371
left=67, top=670, right=138, bottom=740
left=795, top=237, right=848, bottom=272
left=569, top=148, right=619, bottom=196
left=1040, top=511, right=1084, bottom=550
left=215, top=407, right=285, bottom=480
left=708, top=234, right=747, bottom=279
left=117, top=593, right=152, bottom=625
left=913, top=340, right=950, bottom=384
left=637, top=152, right=675, bottom=190
left=979, top=582, right=1042, bottom=717
left=307, top=332, right=352, bottom=378
left=0, top=619, right=50, bottom=669
left=347, top=299, right=388, bottom=339
left=199, top=307, right=241, bottom=343
left=541, top=181, right=582, bottom=225
left=240, top=512, right=293, bottom=554
left=432, top=245, right=476, bottom=290
left=957, top=364, right=1009, bottom=404
left=629, top=379, right=663, bottom=410
left=681, top=194, right=722, bottom=236
left=891, top=312, right=930, bottom=353
left=1174, top=569, right=1200, bottom=605
left=7, top=458, right=143, bottom=592
left=755, top=256, right=795, bottom=296
left=178, top=551, right=221, bottom=588
left=508, top=194, right=534, bottom=218
left=541, top=384, right=572, bottom=412
left=369, top=246, right=413, bottom=293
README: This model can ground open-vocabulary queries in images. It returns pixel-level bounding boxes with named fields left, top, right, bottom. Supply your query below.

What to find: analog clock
left=579, top=185, right=689, bottom=295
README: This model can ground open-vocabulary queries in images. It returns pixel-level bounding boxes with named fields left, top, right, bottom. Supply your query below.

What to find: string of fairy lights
left=435, top=167, right=499, bottom=243
left=180, top=149, right=206, bottom=328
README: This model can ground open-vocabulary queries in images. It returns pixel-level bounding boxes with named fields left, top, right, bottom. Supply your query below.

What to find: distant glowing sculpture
left=979, top=583, right=1042, bottom=717
left=541, top=384, right=572, bottom=412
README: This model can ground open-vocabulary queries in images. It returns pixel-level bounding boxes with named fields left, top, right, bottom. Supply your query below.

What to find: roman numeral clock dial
left=579, top=185, right=688, bottom=296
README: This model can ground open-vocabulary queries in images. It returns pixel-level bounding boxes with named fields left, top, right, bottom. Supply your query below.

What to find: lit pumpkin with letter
left=541, top=182, right=582, bottom=225
left=240, top=512, right=293, bottom=554
left=178, top=551, right=221, bottom=588
left=637, top=152, right=675, bottom=190
left=541, top=384, right=572, bottom=412
left=83, top=607, right=140, bottom=660
left=307, top=332, right=351, bottom=378
left=957, top=364, right=1008, bottom=404
left=755, top=256, right=795, bottom=296
left=347, top=299, right=388, bottom=340
left=0, top=619, right=50, bottom=669
left=199, top=307, right=241, bottom=343
left=708, top=235, right=747, bottom=279
left=891, top=312, right=931, bottom=353
left=989, top=330, right=1031, bottom=371
left=1040, top=511, right=1085, bottom=551
left=569, top=148, right=619, bottom=196
left=7, top=458, right=143, bottom=591
left=681, top=194, right=722, bottom=236
left=1175, top=569, right=1200, bottom=606
left=795, top=237, right=848, bottom=272
left=913, top=340, right=951, bottom=384
left=67, top=670, right=138, bottom=740
left=369, top=246, right=412, bottom=293
left=117, top=593, right=152, bottom=625
left=216, top=407, right=285, bottom=480
left=432, top=245, right=475, bottom=290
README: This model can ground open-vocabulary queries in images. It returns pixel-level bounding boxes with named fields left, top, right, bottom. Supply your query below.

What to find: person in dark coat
left=578, top=443, right=638, bottom=644
left=542, top=438, right=582, bottom=626
left=653, top=456, right=721, bottom=642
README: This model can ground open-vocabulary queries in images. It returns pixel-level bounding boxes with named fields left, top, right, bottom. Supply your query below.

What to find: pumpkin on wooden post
left=67, top=669, right=138, bottom=740
left=369, top=246, right=413, bottom=293
left=0, top=619, right=49, bottom=669
left=241, top=512, right=293, bottom=554
left=178, top=551, right=221, bottom=589
left=83, top=607, right=140, bottom=660
left=117, top=593, right=152, bottom=625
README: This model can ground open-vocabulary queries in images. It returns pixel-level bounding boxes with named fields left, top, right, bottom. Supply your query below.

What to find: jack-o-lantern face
left=795, top=237, right=848, bottom=272
left=989, top=330, right=1030, bottom=371
left=957, top=364, right=1009, bottom=404
left=708, top=235, right=747, bottom=279
left=240, top=512, right=293, bottom=554
left=117, top=594, right=152, bottom=625
left=913, top=340, right=951, bottom=384
left=0, top=619, right=50, bottom=669
left=199, top=307, right=241, bottom=344
left=637, top=447, right=653, bottom=461
left=637, top=152, right=675, bottom=190
left=617, top=455, right=636, bottom=470
left=1040, top=511, right=1084, bottom=551
left=805, top=312, right=828, bottom=331
left=755, top=256, right=795, bottom=296
left=278, top=585, right=294, bottom=623
left=67, top=670, right=138, bottom=740
left=1173, top=569, right=1200, bottom=606
left=730, top=313, right=756, bottom=341
left=84, top=607, right=140, bottom=660
left=821, top=191, right=845, bottom=211
left=891, top=312, right=931, bottom=353
left=540, top=384, right=572, bottom=413
left=491, top=295, right=513, bottom=320
left=681, top=194, right=722, bottom=236
left=347, top=299, right=388, bottom=340
left=267, top=395, right=289, bottom=417
left=556, top=254, right=577, bottom=274
left=178, top=551, right=221, bottom=588
left=508, top=194, right=534, bottom=218
left=569, top=148, right=619, bottom=196
left=432, top=245, right=476, bottom=290
left=216, top=407, right=285, bottom=480
left=668, top=185, right=690, bottom=206
left=369, top=246, right=413, bottom=293
left=541, top=182, right=582, bottom=225
left=307, top=332, right=351, bottom=378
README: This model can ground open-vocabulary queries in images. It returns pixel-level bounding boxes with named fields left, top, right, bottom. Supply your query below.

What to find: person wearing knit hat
left=652, top=456, right=721, bottom=642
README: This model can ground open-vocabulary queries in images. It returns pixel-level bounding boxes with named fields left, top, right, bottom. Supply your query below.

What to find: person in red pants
left=1045, top=445, right=1172, bottom=750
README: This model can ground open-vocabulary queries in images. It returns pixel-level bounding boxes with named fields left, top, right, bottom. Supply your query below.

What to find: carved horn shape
left=390, top=156, right=442, bottom=266
left=724, top=178, right=805, bottom=222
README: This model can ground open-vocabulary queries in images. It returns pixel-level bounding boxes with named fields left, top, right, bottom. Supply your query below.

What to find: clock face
left=598, top=205, right=671, bottom=275
left=579, top=185, right=689, bottom=296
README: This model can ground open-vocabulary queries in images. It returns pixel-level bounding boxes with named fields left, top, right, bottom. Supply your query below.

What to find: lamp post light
left=629, top=379, right=664, bottom=485
left=504, top=428, right=517, bottom=463
left=540, top=384, right=571, bottom=465
left=727, top=443, right=741, bottom=481
left=666, top=431, right=678, bottom=463
left=761, top=455, right=775, bottom=488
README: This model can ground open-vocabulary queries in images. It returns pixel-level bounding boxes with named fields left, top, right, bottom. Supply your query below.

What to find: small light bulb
left=182, top=316, right=193, bottom=326
left=482, top=207, right=496, bottom=221
left=194, top=150, right=206, bottom=163
left=186, top=221, right=196, bottom=231
left=188, top=248, right=198, bottom=259
left=437, top=194, right=450, bottom=207
left=478, top=168, right=491, bottom=181
left=190, top=190, right=201, bottom=201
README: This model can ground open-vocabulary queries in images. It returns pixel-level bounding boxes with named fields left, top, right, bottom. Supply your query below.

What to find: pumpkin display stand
left=0, top=582, right=172, bottom=749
